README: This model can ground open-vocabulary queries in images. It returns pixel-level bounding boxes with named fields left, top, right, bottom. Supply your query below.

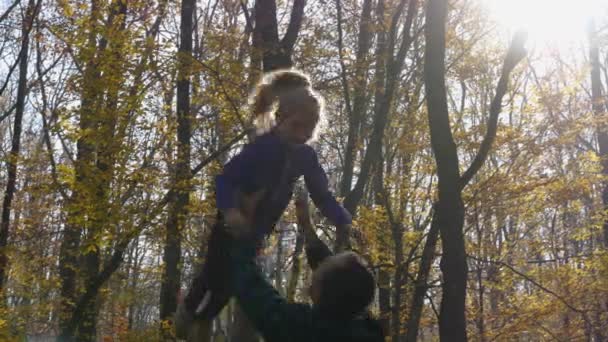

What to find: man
left=176, top=195, right=384, bottom=342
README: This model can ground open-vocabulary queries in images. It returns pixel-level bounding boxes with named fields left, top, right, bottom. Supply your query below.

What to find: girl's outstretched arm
left=301, top=146, right=352, bottom=226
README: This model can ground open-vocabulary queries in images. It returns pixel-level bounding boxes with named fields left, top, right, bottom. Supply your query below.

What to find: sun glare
left=481, top=0, right=607, bottom=50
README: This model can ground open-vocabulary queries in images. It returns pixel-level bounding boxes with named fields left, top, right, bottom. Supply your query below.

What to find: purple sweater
left=215, top=131, right=351, bottom=237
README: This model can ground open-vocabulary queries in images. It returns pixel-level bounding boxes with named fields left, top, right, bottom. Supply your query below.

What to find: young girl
left=179, top=69, right=351, bottom=327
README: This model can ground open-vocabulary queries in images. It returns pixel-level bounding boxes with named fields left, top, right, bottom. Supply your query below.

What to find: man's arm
left=230, top=242, right=313, bottom=342
left=295, top=189, right=333, bottom=270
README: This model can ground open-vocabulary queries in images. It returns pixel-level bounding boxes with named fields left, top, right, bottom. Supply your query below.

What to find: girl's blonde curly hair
left=249, top=69, right=325, bottom=141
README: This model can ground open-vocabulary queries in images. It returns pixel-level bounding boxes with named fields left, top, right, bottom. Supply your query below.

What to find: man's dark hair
left=317, top=253, right=375, bottom=318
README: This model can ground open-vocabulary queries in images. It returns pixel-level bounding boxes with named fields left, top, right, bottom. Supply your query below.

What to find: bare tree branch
left=239, top=0, right=253, bottom=33
left=459, top=31, right=527, bottom=189
left=0, top=0, right=20, bottom=24
left=35, top=23, right=69, bottom=200
left=0, top=53, right=21, bottom=97
left=335, top=0, right=353, bottom=117
left=467, top=254, right=589, bottom=318
left=0, top=50, right=65, bottom=124
left=280, top=0, right=305, bottom=55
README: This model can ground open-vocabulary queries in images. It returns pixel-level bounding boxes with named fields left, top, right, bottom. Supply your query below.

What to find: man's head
left=310, top=252, right=375, bottom=318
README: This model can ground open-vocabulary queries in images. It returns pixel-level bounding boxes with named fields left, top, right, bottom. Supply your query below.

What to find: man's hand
left=335, top=224, right=352, bottom=252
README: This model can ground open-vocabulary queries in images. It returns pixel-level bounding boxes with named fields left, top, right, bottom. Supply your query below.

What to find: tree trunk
left=424, top=0, right=467, bottom=339
left=0, top=0, right=37, bottom=294
left=378, top=269, right=392, bottom=334
left=590, top=21, right=608, bottom=249
left=589, top=21, right=608, bottom=341
left=273, top=221, right=286, bottom=294
left=424, top=2, right=526, bottom=340
left=57, top=1, right=103, bottom=339
left=372, top=151, right=394, bottom=334
left=391, top=224, right=404, bottom=342
left=339, top=0, right=373, bottom=196
left=405, top=209, right=439, bottom=342
left=286, top=224, right=304, bottom=302
left=160, top=0, right=194, bottom=325
left=80, top=1, right=129, bottom=338
left=254, top=0, right=305, bottom=71
left=343, top=0, right=386, bottom=216
left=55, top=0, right=170, bottom=332
left=57, top=0, right=132, bottom=339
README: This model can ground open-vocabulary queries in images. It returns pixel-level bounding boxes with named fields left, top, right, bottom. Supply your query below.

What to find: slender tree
left=0, top=0, right=39, bottom=294
left=589, top=21, right=608, bottom=248
left=160, top=0, right=195, bottom=325
left=423, top=0, right=526, bottom=339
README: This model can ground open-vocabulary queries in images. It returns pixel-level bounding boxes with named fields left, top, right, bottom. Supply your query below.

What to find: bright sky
left=481, top=0, right=608, bottom=50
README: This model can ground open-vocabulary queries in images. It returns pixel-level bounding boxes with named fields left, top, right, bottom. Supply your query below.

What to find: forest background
left=1, top=0, right=608, bottom=340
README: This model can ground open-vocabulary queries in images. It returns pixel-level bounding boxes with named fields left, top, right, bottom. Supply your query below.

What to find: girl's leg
left=183, top=220, right=234, bottom=319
